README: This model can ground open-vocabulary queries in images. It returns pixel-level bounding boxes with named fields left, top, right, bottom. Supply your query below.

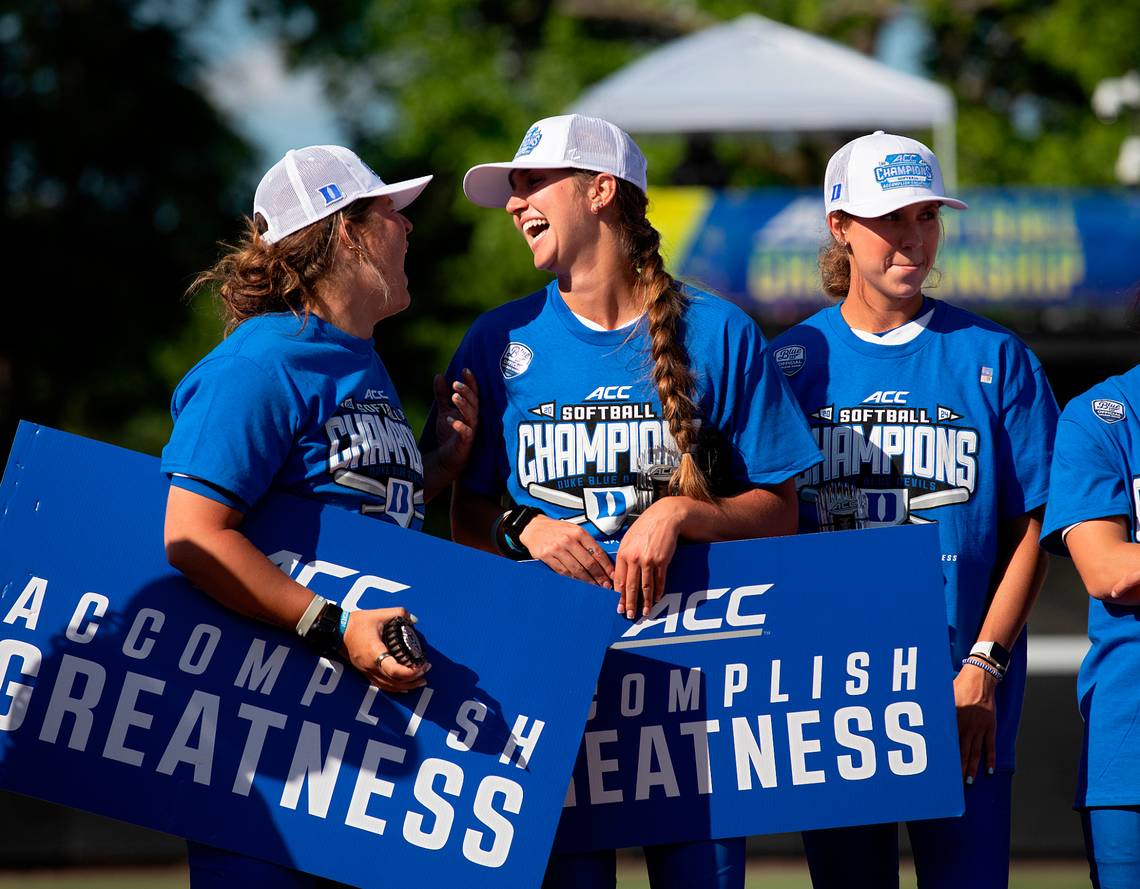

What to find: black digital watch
left=302, top=600, right=346, bottom=657
left=493, top=505, right=543, bottom=560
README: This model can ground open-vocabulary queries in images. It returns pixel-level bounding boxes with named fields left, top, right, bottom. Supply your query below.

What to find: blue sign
left=554, top=524, right=963, bottom=852
left=0, top=423, right=615, bottom=888
left=650, top=186, right=1140, bottom=312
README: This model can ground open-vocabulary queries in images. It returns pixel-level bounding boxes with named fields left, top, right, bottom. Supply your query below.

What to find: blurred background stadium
left=2, top=0, right=1138, bottom=882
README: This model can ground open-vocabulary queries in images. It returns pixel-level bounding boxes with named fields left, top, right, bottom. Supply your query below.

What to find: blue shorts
left=802, top=769, right=1012, bottom=889
left=541, top=837, right=745, bottom=889
left=1082, top=807, right=1140, bottom=889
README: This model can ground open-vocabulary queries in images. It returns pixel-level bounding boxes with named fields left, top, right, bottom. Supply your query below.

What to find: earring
left=591, top=202, right=602, bottom=213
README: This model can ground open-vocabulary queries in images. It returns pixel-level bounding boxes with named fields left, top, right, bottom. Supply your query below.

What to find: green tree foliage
left=252, top=0, right=1134, bottom=433
left=923, top=0, right=1135, bottom=184
left=1, top=0, right=254, bottom=456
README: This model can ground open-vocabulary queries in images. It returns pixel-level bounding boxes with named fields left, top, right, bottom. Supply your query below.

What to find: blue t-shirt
left=771, top=299, right=1058, bottom=769
left=1041, top=366, right=1140, bottom=807
left=448, top=281, right=821, bottom=541
left=162, top=312, right=425, bottom=530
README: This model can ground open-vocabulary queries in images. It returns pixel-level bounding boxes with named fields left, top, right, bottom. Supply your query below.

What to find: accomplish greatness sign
left=0, top=424, right=616, bottom=888
left=554, top=525, right=964, bottom=851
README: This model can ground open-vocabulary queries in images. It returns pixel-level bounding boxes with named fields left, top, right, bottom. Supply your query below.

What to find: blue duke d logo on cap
left=515, top=126, right=543, bottom=159
left=318, top=183, right=344, bottom=205
left=874, top=153, right=933, bottom=191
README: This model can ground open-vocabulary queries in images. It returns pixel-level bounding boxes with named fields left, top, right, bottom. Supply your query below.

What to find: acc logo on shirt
left=500, top=342, right=534, bottom=379
left=774, top=345, right=806, bottom=376
left=1092, top=399, right=1126, bottom=424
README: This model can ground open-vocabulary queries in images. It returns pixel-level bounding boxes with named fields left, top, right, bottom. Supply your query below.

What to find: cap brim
left=463, top=160, right=578, bottom=208
left=836, top=193, right=968, bottom=218
left=360, top=174, right=433, bottom=211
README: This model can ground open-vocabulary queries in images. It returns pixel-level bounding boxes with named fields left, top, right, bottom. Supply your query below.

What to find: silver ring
left=587, top=547, right=597, bottom=556
left=374, top=652, right=392, bottom=671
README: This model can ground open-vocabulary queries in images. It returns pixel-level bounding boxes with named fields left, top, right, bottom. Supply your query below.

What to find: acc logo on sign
left=774, top=344, right=806, bottom=376
left=1093, top=399, right=1126, bottom=424
left=500, top=342, right=534, bottom=379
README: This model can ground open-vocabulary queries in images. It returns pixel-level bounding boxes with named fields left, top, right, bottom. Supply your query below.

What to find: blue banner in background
left=0, top=424, right=615, bottom=889
left=553, top=524, right=964, bottom=852
left=649, top=187, right=1140, bottom=315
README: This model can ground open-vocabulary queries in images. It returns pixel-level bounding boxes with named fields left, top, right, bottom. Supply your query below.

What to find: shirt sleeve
left=161, top=355, right=300, bottom=511
left=708, top=318, right=823, bottom=487
left=994, top=345, right=1059, bottom=519
left=1041, top=409, right=1130, bottom=555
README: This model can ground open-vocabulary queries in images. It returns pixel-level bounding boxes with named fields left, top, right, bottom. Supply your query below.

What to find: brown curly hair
left=190, top=199, right=380, bottom=334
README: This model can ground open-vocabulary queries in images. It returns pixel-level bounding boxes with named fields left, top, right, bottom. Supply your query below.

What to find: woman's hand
left=518, top=514, right=614, bottom=587
left=432, top=368, right=479, bottom=481
left=1110, top=567, right=1140, bottom=603
left=954, top=662, right=998, bottom=783
left=614, top=498, right=687, bottom=620
left=342, top=607, right=429, bottom=694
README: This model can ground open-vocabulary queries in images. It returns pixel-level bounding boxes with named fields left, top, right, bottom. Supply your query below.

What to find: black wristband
left=301, top=601, right=345, bottom=658
left=494, top=505, right=543, bottom=560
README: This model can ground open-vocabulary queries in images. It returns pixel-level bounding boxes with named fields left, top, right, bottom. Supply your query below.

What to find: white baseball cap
left=463, top=115, right=648, bottom=208
left=253, top=145, right=432, bottom=244
left=824, top=131, right=967, bottom=219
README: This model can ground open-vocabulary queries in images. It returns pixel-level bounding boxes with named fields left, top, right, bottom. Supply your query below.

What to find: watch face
left=400, top=623, right=424, bottom=662
left=974, top=641, right=1010, bottom=668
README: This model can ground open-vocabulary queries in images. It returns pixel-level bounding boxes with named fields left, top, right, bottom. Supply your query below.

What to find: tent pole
left=935, top=114, right=957, bottom=189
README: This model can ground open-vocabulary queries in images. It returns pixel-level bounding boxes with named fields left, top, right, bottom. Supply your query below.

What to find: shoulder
left=770, top=305, right=834, bottom=350
left=932, top=301, right=1040, bottom=362
left=680, top=286, right=766, bottom=352
left=173, top=314, right=318, bottom=400
left=1060, top=369, right=1140, bottom=431
left=464, top=287, right=549, bottom=341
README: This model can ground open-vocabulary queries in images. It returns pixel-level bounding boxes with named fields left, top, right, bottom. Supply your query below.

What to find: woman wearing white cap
left=443, top=115, right=822, bottom=888
left=771, top=132, right=1058, bottom=888
left=161, top=145, right=477, bottom=888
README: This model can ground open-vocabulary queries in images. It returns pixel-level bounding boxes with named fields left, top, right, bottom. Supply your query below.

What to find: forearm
left=421, top=450, right=456, bottom=504
left=671, top=479, right=798, bottom=543
left=167, top=524, right=313, bottom=628
left=1067, top=517, right=1140, bottom=602
left=164, top=486, right=313, bottom=629
left=450, top=485, right=504, bottom=553
left=973, top=509, right=1047, bottom=650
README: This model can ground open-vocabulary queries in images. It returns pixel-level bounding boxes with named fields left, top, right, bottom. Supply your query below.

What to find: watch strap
left=970, top=640, right=1011, bottom=671
left=495, top=506, right=543, bottom=560
left=301, top=600, right=346, bottom=657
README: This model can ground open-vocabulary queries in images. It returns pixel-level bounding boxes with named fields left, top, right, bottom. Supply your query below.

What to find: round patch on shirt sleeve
left=1092, top=399, right=1126, bottom=424
left=500, top=342, right=534, bottom=379
left=774, top=344, right=806, bottom=376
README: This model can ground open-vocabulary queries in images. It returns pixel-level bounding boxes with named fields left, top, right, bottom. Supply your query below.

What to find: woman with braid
left=446, top=115, right=821, bottom=889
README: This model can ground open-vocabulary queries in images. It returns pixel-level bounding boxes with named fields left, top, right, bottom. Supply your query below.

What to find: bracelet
left=962, top=656, right=1004, bottom=682
left=296, top=595, right=328, bottom=637
left=968, top=651, right=1004, bottom=673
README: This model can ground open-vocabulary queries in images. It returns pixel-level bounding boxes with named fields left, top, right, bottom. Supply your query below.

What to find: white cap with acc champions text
left=824, top=131, right=967, bottom=219
left=254, top=145, right=432, bottom=244
left=463, top=115, right=648, bottom=208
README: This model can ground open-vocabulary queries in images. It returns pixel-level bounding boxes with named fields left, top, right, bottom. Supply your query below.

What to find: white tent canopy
left=568, top=13, right=958, bottom=185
